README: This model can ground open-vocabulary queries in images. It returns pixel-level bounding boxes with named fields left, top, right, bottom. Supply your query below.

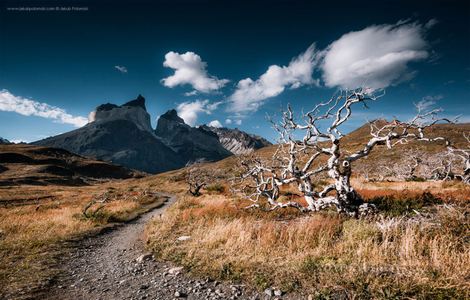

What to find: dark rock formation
left=155, top=110, right=232, bottom=164
left=34, top=96, right=182, bottom=173
left=33, top=95, right=272, bottom=173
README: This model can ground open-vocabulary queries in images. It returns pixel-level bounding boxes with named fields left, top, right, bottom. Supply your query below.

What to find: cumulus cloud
left=0, top=89, right=88, bottom=127
left=225, top=118, right=232, bottom=125
left=114, top=65, right=128, bottom=73
left=415, top=94, right=443, bottom=111
left=234, top=119, right=242, bottom=126
left=208, top=120, right=223, bottom=128
left=184, top=90, right=198, bottom=96
left=10, top=139, right=30, bottom=144
left=321, top=21, right=431, bottom=89
left=162, top=51, right=229, bottom=93
left=229, top=44, right=318, bottom=113
left=176, top=99, right=220, bottom=126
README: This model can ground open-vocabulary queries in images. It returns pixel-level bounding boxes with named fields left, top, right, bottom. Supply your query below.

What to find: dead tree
left=233, top=88, right=453, bottom=216
left=448, top=133, right=470, bottom=184
left=83, top=191, right=110, bottom=218
left=428, top=153, right=455, bottom=181
left=186, top=164, right=208, bottom=196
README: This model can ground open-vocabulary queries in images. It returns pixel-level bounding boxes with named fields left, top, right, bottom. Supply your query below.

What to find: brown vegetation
left=0, top=144, right=142, bottom=186
left=0, top=181, right=165, bottom=298
left=147, top=179, right=470, bottom=299
left=1, top=123, right=469, bottom=298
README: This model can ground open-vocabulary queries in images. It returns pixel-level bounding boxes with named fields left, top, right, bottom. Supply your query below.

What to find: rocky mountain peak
left=122, top=94, right=146, bottom=110
left=203, top=126, right=272, bottom=155
left=159, top=109, right=185, bottom=124
left=155, top=110, right=232, bottom=164
left=0, top=137, right=11, bottom=144
left=90, top=95, right=153, bottom=133
left=96, top=103, right=119, bottom=112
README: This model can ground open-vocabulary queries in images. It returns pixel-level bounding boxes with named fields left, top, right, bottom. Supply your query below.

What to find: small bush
left=169, top=171, right=187, bottom=182
left=254, top=273, right=271, bottom=289
left=368, top=191, right=442, bottom=216
left=205, top=183, right=225, bottom=194
left=405, top=176, right=426, bottom=182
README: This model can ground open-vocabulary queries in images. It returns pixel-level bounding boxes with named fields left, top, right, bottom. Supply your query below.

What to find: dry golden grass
left=0, top=180, right=166, bottom=297
left=147, top=178, right=470, bottom=299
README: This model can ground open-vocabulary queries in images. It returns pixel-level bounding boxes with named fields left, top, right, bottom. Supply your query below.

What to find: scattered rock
left=264, top=288, right=273, bottom=297
left=177, top=235, right=191, bottom=241
left=168, top=266, right=184, bottom=275
left=136, top=253, right=153, bottom=263
left=174, top=290, right=186, bottom=298
left=274, top=289, right=282, bottom=296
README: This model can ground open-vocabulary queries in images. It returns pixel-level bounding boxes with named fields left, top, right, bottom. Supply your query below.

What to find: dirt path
left=43, top=193, right=267, bottom=300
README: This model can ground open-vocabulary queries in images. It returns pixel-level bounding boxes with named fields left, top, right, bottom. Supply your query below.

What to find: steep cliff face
left=155, top=110, right=232, bottom=163
left=34, top=96, right=182, bottom=173
left=33, top=95, right=273, bottom=173
left=202, top=126, right=272, bottom=155
left=89, top=95, right=153, bottom=133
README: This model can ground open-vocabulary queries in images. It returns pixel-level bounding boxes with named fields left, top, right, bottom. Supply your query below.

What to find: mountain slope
left=0, top=138, right=10, bottom=145
left=0, top=144, right=141, bottom=186
left=34, top=96, right=182, bottom=173
left=182, top=122, right=470, bottom=182
left=201, top=126, right=272, bottom=155
left=155, top=110, right=232, bottom=163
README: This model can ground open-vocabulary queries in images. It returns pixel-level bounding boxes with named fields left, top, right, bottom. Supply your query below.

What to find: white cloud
left=162, top=51, right=229, bottom=93
left=225, top=118, right=232, bottom=124
left=10, top=139, right=30, bottom=144
left=0, top=89, right=88, bottom=127
left=184, top=90, right=198, bottom=96
left=321, top=21, right=430, bottom=90
left=114, top=65, right=128, bottom=73
left=229, top=44, right=318, bottom=113
left=176, top=99, right=219, bottom=126
left=415, top=95, right=443, bottom=111
left=235, top=119, right=242, bottom=125
left=208, top=120, right=223, bottom=128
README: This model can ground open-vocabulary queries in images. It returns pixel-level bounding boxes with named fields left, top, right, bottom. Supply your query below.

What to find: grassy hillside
left=143, top=122, right=470, bottom=299
left=0, top=122, right=468, bottom=299
left=0, top=144, right=143, bottom=186
left=0, top=179, right=166, bottom=298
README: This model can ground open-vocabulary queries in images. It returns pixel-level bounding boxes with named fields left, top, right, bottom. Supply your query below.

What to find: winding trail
left=44, top=193, right=261, bottom=300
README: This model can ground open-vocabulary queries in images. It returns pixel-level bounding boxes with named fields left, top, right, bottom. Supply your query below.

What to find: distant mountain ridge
left=0, top=138, right=10, bottom=145
left=33, top=95, right=271, bottom=173
left=201, top=126, right=272, bottom=155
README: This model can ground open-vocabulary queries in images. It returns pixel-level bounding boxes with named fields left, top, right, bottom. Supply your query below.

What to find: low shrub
left=368, top=191, right=442, bottom=216
left=205, top=183, right=225, bottom=194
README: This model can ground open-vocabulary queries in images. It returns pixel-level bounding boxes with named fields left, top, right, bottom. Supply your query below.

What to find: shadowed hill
left=0, top=144, right=143, bottom=186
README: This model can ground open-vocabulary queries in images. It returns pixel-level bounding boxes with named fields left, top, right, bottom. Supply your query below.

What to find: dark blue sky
left=0, top=0, right=469, bottom=142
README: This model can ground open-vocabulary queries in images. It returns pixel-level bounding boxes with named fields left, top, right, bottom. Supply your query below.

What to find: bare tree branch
left=233, top=88, right=454, bottom=216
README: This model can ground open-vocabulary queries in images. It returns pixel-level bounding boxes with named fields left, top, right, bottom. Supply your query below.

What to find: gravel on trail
left=44, top=193, right=299, bottom=300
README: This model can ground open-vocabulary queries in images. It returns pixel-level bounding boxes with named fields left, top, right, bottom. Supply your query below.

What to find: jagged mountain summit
left=34, top=96, right=181, bottom=173
left=155, top=109, right=232, bottom=164
left=201, top=126, right=272, bottom=155
left=33, top=95, right=271, bottom=173
left=89, top=94, right=153, bottom=133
